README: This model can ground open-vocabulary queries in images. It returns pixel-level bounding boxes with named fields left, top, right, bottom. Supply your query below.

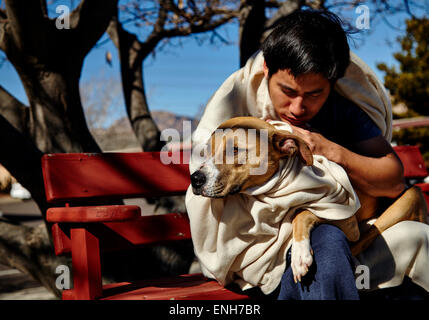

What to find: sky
left=0, top=2, right=421, bottom=123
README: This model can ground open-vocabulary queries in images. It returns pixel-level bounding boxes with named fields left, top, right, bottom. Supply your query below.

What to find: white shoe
left=10, top=183, right=31, bottom=200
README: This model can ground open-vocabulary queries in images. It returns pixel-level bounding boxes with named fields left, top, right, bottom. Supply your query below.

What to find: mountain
left=152, top=111, right=199, bottom=136
left=90, top=111, right=198, bottom=151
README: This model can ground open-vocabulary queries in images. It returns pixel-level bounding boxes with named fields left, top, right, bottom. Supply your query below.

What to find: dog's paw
left=291, top=238, right=313, bottom=283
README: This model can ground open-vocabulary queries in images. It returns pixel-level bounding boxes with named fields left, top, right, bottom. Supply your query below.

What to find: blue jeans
left=277, top=224, right=359, bottom=300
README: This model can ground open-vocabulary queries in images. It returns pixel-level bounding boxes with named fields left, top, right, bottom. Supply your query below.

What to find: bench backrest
left=42, top=147, right=427, bottom=204
left=42, top=152, right=191, bottom=204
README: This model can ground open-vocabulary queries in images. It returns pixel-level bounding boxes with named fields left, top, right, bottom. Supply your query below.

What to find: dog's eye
left=233, top=146, right=239, bottom=155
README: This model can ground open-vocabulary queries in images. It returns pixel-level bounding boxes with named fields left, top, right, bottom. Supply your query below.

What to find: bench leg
left=71, top=228, right=103, bottom=300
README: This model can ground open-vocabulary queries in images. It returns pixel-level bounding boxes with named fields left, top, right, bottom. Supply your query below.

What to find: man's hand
left=287, top=123, right=405, bottom=198
left=289, top=124, right=343, bottom=163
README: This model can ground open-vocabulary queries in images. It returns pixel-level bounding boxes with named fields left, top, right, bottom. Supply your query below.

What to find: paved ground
left=0, top=264, right=57, bottom=300
left=0, top=192, right=157, bottom=300
left=0, top=193, right=56, bottom=300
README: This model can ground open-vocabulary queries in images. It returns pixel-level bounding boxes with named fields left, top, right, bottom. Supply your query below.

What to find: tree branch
left=0, top=114, right=47, bottom=214
left=0, top=8, right=6, bottom=19
left=162, top=14, right=236, bottom=38
left=0, top=15, right=6, bottom=52
left=144, top=5, right=237, bottom=55
left=153, top=0, right=169, bottom=34
left=264, top=0, right=304, bottom=32
left=0, top=85, right=29, bottom=134
left=4, top=0, right=47, bottom=51
left=39, top=0, right=48, bottom=17
left=107, top=16, right=165, bottom=152
left=69, top=0, right=118, bottom=57
left=238, top=0, right=266, bottom=67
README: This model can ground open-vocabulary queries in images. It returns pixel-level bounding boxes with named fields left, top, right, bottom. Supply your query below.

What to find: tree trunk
left=107, top=18, right=165, bottom=152
left=13, top=64, right=101, bottom=153
left=239, top=0, right=266, bottom=67
left=0, top=114, right=63, bottom=297
left=0, top=0, right=117, bottom=296
left=238, top=0, right=305, bottom=67
left=262, top=0, right=304, bottom=39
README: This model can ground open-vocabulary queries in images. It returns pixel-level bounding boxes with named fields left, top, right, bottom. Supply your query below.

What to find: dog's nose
left=191, top=171, right=206, bottom=189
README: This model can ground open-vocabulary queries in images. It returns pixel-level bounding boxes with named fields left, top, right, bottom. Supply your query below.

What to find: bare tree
left=107, top=0, right=238, bottom=151
left=237, top=0, right=425, bottom=67
left=0, top=0, right=117, bottom=296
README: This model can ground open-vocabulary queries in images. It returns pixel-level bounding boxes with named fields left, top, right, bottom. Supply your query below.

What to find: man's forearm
left=335, top=145, right=406, bottom=198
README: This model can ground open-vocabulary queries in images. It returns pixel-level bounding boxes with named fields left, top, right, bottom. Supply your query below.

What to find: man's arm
left=291, top=126, right=406, bottom=198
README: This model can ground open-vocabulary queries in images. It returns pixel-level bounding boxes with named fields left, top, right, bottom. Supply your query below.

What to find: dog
left=190, top=116, right=428, bottom=283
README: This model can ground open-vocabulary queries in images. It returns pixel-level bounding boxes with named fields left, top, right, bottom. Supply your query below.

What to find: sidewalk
left=0, top=193, right=55, bottom=299
left=0, top=264, right=57, bottom=300
left=0, top=193, right=42, bottom=227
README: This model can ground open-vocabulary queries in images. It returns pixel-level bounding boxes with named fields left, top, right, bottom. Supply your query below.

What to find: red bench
left=42, top=146, right=429, bottom=300
left=393, top=145, right=429, bottom=206
left=42, top=151, right=251, bottom=300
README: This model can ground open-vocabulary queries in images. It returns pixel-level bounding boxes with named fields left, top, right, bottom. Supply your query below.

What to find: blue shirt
left=308, top=91, right=381, bottom=150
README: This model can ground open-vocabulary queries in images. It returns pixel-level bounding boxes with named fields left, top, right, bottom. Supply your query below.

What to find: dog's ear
left=273, top=132, right=313, bottom=166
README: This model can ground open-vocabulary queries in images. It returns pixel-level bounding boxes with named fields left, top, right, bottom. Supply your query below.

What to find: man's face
left=264, top=62, right=332, bottom=127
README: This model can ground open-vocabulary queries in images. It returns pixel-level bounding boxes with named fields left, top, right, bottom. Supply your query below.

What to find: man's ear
left=263, top=61, right=269, bottom=79
left=272, top=132, right=313, bottom=166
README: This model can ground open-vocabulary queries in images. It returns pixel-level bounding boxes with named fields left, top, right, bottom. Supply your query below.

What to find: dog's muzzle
left=190, top=170, right=206, bottom=194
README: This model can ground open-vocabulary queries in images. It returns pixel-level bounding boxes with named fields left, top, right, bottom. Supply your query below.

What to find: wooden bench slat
left=42, top=152, right=191, bottom=203
left=100, top=274, right=251, bottom=300
left=50, top=213, right=192, bottom=255
left=47, top=205, right=141, bottom=223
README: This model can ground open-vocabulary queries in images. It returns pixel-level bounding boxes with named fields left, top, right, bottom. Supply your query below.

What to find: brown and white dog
left=190, top=116, right=428, bottom=283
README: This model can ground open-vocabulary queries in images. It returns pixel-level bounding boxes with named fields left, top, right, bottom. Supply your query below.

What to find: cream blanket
left=186, top=50, right=429, bottom=294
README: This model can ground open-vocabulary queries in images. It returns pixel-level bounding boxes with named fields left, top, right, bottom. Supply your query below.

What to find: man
left=259, top=10, right=406, bottom=299
left=261, top=11, right=404, bottom=199
left=187, top=9, right=429, bottom=299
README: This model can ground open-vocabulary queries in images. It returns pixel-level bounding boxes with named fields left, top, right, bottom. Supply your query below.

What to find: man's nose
left=191, top=171, right=206, bottom=189
left=289, top=97, right=305, bottom=116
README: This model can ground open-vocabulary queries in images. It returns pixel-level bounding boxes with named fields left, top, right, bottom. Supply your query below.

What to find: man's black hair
left=261, top=9, right=350, bottom=82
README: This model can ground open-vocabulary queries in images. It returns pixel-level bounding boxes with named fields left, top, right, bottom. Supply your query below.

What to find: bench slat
left=47, top=205, right=141, bottom=223
left=100, top=274, right=251, bottom=300
left=394, top=145, right=428, bottom=179
left=51, top=213, right=192, bottom=255
left=42, top=152, right=191, bottom=203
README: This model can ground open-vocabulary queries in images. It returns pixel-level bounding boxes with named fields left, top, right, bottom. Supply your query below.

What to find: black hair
left=261, top=9, right=350, bottom=82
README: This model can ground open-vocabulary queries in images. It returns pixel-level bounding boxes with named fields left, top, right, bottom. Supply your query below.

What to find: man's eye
left=283, top=90, right=297, bottom=98
left=306, top=92, right=322, bottom=98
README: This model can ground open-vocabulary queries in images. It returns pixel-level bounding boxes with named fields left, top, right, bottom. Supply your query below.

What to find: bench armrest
left=47, top=205, right=141, bottom=223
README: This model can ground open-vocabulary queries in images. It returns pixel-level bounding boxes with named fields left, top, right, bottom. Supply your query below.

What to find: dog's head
left=191, top=117, right=313, bottom=198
